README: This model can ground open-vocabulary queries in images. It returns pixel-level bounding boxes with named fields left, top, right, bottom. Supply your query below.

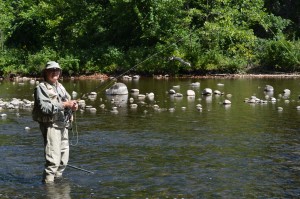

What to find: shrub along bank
left=0, top=0, right=299, bottom=77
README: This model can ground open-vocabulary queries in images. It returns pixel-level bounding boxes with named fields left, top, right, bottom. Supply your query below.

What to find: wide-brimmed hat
left=45, top=61, right=61, bottom=70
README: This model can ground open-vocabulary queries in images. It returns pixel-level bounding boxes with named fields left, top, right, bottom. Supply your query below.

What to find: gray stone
left=106, top=82, right=128, bottom=95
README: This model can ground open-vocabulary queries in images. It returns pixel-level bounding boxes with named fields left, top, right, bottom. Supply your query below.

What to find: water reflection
left=264, top=90, right=274, bottom=97
left=106, top=94, right=128, bottom=107
left=187, top=96, right=195, bottom=103
left=44, top=180, right=71, bottom=199
left=203, top=95, right=212, bottom=103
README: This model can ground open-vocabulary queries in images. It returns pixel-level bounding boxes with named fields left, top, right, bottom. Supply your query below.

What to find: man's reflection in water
left=44, top=180, right=71, bottom=199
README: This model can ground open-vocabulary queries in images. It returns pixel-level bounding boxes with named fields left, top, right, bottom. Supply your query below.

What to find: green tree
left=0, top=0, right=299, bottom=76
left=264, top=0, right=300, bottom=39
left=0, top=1, right=14, bottom=51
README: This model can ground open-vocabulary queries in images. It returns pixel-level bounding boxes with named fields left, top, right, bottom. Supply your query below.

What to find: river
left=0, top=76, right=300, bottom=198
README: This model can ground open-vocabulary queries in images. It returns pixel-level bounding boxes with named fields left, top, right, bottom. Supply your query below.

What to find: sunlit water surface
left=1, top=77, right=300, bottom=198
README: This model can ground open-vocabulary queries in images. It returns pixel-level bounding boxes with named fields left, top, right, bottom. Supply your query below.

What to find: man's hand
left=63, top=100, right=78, bottom=111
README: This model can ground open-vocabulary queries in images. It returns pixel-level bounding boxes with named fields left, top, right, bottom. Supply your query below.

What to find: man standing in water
left=32, top=61, right=78, bottom=183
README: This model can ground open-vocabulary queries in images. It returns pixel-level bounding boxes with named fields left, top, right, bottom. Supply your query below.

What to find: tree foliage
left=0, top=0, right=299, bottom=76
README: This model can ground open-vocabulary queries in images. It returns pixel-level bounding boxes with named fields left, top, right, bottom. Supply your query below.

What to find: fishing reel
left=61, top=96, right=73, bottom=124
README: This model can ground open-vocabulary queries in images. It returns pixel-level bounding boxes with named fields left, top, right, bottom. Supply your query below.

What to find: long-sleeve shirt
left=32, top=81, right=71, bottom=128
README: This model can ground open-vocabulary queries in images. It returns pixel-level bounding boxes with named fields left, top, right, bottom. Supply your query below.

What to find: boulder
left=282, top=89, right=291, bottom=99
left=283, top=89, right=291, bottom=94
left=106, top=82, right=128, bottom=95
left=264, top=85, right=274, bottom=92
left=187, top=90, right=195, bottom=96
left=202, top=88, right=212, bottom=96
left=214, top=90, right=222, bottom=95
left=169, top=89, right=176, bottom=94
left=223, top=99, right=231, bottom=105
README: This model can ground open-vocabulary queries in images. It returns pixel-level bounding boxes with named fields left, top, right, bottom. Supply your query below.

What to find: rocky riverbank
left=75, top=72, right=300, bottom=79
left=2, top=72, right=300, bottom=82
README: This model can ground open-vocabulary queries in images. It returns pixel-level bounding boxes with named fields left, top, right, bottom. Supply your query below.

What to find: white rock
left=90, top=108, right=97, bottom=112
left=129, top=97, right=134, bottom=103
left=169, top=89, right=176, bottom=94
left=130, top=104, right=138, bottom=109
left=214, top=90, right=222, bottom=95
left=130, top=89, right=139, bottom=93
left=99, top=104, right=105, bottom=109
left=196, top=104, right=202, bottom=111
left=169, top=108, right=175, bottom=112
left=106, top=82, right=128, bottom=95
left=174, top=93, right=183, bottom=97
left=132, top=75, right=140, bottom=80
left=137, top=94, right=146, bottom=101
left=187, top=90, right=195, bottom=96
left=190, top=82, right=200, bottom=87
left=146, top=92, right=155, bottom=101
left=202, top=88, right=212, bottom=96
left=223, top=99, right=231, bottom=105
left=72, top=91, right=78, bottom=98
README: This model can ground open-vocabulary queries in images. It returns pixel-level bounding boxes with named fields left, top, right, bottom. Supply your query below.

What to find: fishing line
left=259, top=15, right=300, bottom=64
left=88, top=32, right=191, bottom=96
left=266, top=29, right=299, bottom=64
left=79, top=4, right=154, bottom=98
left=69, top=110, right=79, bottom=146
left=70, top=5, right=193, bottom=145
left=68, top=164, right=94, bottom=174
left=69, top=34, right=192, bottom=146
left=81, top=3, right=193, bottom=96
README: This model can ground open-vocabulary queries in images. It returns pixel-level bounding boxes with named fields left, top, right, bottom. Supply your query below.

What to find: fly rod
left=68, top=164, right=94, bottom=174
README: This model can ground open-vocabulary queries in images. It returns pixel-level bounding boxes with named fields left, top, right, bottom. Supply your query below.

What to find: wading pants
left=40, top=123, right=69, bottom=183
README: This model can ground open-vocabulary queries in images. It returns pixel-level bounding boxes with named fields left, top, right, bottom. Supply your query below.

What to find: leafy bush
left=0, top=49, right=24, bottom=77
left=58, top=55, right=80, bottom=76
left=27, top=48, right=58, bottom=76
left=100, top=47, right=125, bottom=74
left=194, top=49, right=247, bottom=73
left=258, top=38, right=300, bottom=72
left=83, top=60, right=101, bottom=75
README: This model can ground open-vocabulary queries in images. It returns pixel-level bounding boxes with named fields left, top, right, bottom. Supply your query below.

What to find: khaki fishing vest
left=32, top=82, right=71, bottom=127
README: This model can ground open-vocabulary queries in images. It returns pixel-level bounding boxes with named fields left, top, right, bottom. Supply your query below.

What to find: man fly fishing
left=32, top=61, right=78, bottom=183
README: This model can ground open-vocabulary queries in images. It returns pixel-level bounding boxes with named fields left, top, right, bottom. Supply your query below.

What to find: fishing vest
left=32, top=81, right=71, bottom=127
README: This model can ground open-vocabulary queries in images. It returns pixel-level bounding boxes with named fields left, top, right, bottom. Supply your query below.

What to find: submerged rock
left=190, top=82, right=200, bottom=87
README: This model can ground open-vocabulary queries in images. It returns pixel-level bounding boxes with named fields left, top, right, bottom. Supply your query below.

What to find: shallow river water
left=1, top=76, right=300, bottom=198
